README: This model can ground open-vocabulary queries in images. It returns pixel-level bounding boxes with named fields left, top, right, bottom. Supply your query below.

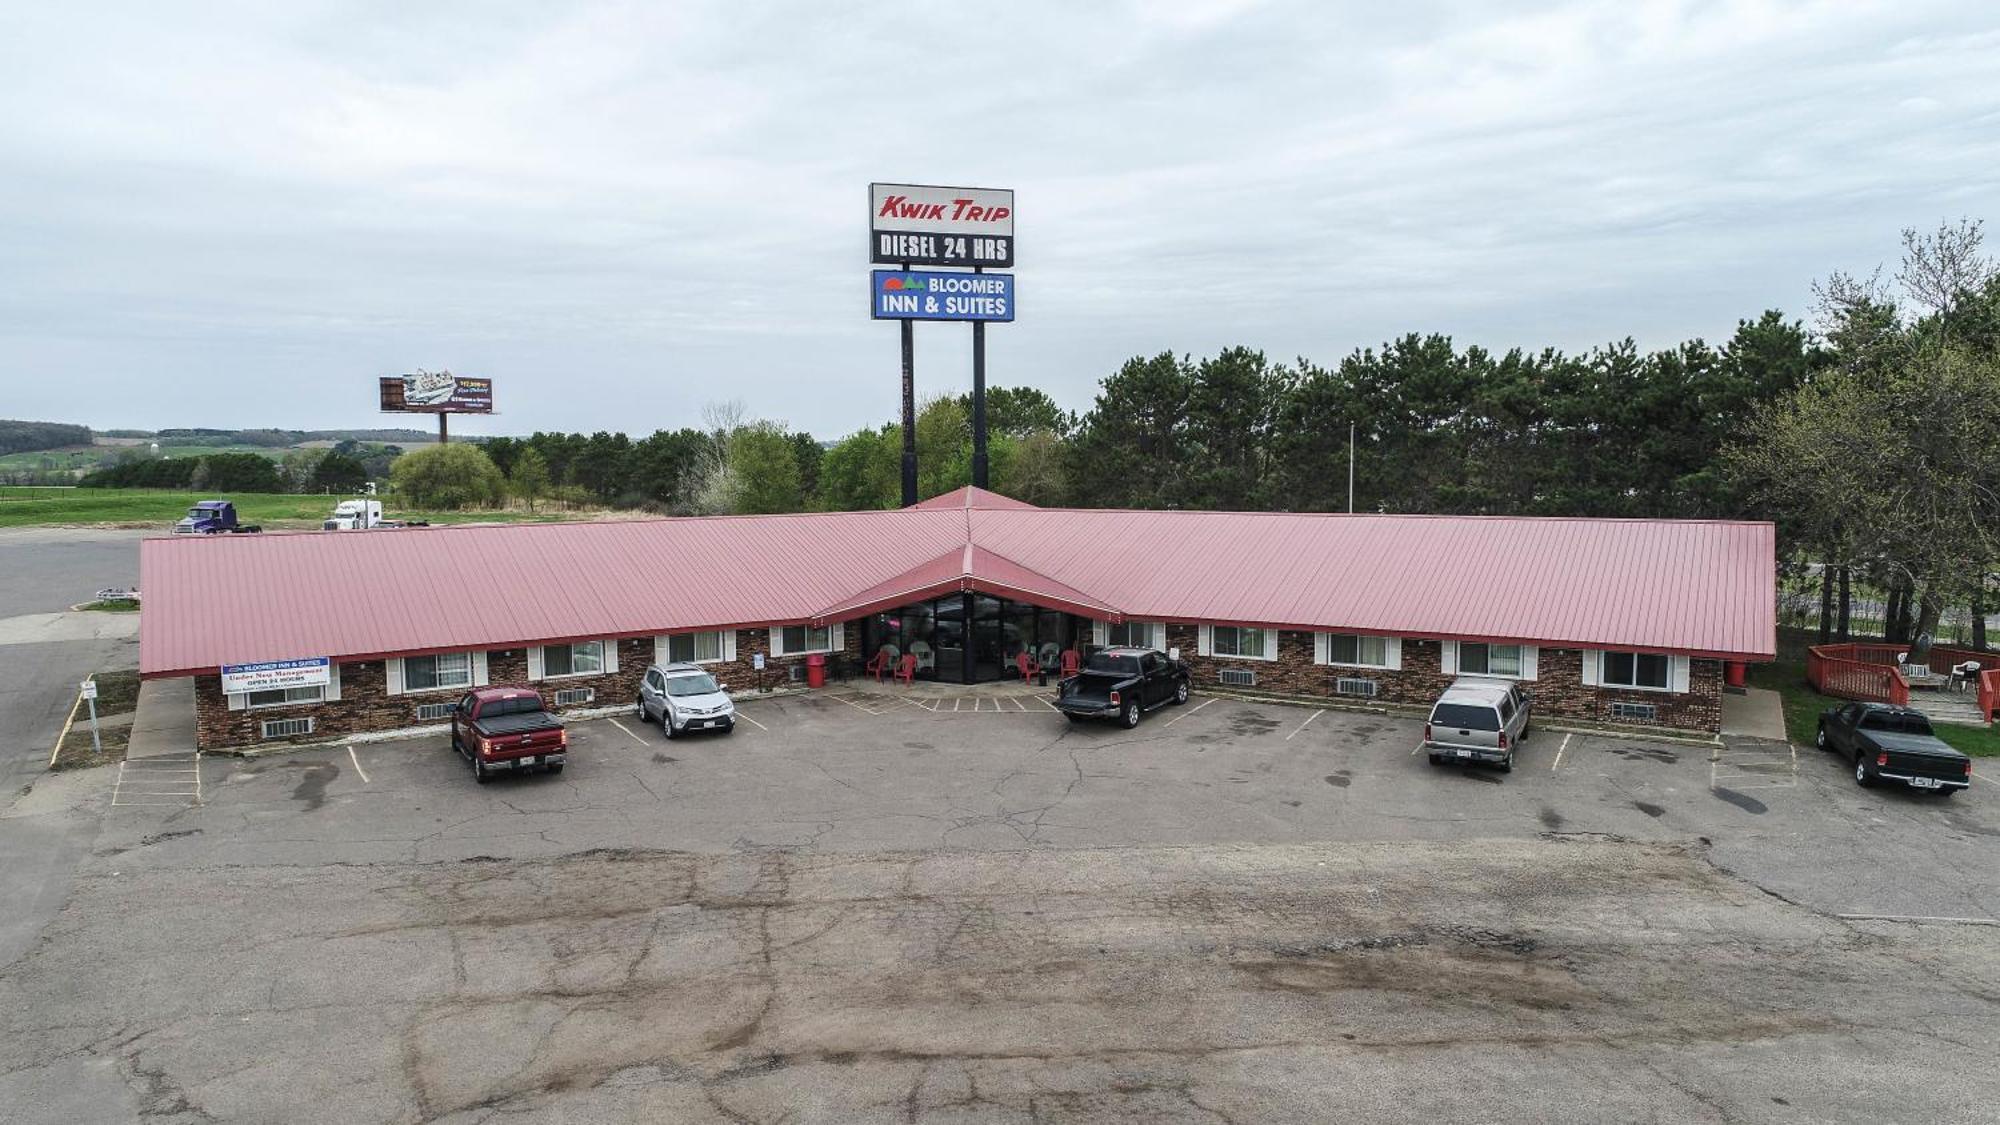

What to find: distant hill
left=0, top=420, right=93, bottom=456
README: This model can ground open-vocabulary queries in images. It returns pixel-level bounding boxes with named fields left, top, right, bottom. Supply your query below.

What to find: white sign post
left=79, top=679, right=101, bottom=755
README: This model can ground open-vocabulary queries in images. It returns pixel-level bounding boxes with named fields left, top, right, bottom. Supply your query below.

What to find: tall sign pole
left=900, top=312, right=917, bottom=505
left=971, top=264, right=989, bottom=488
left=870, top=183, right=1015, bottom=504
left=971, top=317, right=988, bottom=488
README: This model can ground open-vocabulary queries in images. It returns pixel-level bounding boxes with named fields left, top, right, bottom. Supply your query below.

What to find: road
left=0, top=528, right=144, bottom=976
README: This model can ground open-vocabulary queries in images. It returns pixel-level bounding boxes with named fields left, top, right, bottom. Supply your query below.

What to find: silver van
left=1424, top=677, right=1531, bottom=772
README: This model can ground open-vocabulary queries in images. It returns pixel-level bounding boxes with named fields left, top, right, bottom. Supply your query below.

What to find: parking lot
left=4, top=687, right=1999, bottom=1122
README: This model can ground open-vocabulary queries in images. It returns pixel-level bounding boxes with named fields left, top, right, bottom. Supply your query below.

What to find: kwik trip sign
left=870, top=183, right=1014, bottom=267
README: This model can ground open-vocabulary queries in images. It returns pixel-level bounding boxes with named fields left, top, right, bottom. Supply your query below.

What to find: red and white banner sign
left=870, top=183, right=1014, bottom=267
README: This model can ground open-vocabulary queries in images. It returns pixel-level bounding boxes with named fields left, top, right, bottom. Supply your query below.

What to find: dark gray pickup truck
left=1055, top=647, right=1190, bottom=728
left=1816, top=702, right=1971, bottom=794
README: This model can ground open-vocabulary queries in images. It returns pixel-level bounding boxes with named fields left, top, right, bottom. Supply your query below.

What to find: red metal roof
left=140, top=492, right=1776, bottom=677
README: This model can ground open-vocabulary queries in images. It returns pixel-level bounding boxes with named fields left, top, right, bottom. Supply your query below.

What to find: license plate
left=1455, top=749, right=1473, bottom=758
left=521, top=756, right=537, bottom=768
left=1909, top=777, right=1939, bottom=789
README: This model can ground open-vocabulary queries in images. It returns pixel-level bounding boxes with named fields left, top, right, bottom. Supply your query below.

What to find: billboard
left=871, top=270, right=1015, bottom=322
left=379, top=371, right=494, bottom=413
left=220, top=657, right=330, bottom=695
left=870, top=182, right=1014, bottom=267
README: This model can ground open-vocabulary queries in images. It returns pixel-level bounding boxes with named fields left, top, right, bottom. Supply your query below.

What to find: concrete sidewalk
left=125, top=677, right=198, bottom=758
left=1721, top=686, right=1788, bottom=742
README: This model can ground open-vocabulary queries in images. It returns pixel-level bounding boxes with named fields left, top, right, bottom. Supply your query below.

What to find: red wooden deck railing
left=1806, top=642, right=1999, bottom=720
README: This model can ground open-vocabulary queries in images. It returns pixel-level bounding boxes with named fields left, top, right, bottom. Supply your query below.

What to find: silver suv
left=1424, top=677, right=1531, bottom=772
left=636, top=663, right=737, bottom=738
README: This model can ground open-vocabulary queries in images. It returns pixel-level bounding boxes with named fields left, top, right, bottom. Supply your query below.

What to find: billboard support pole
left=900, top=310, right=917, bottom=507
left=438, top=413, right=449, bottom=445
left=971, top=266, right=989, bottom=490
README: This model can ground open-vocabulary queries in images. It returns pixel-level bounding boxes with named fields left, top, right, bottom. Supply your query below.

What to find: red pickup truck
left=449, top=687, right=568, bottom=783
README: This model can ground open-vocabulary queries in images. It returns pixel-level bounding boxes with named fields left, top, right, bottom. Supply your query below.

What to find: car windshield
left=1431, top=703, right=1500, bottom=731
left=186, top=507, right=210, bottom=519
left=1085, top=653, right=1141, bottom=676
left=666, top=673, right=721, bottom=697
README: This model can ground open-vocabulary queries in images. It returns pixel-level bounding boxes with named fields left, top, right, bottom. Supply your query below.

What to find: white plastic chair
left=909, top=641, right=935, bottom=672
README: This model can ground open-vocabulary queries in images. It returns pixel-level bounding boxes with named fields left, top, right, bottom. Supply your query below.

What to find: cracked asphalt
left=4, top=685, right=2000, bottom=1122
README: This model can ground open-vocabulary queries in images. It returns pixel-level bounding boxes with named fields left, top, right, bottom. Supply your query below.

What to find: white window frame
left=1101, top=620, right=1164, bottom=651
left=771, top=623, right=842, bottom=657
left=531, top=639, right=616, bottom=680
left=655, top=630, right=735, bottom=665
left=246, top=684, right=325, bottom=709
left=1200, top=624, right=1277, bottom=662
left=1442, top=641, right=1538, bottom=681
left=387, top=651, right=487, bottom=695
left=228, top=662, right=341, bottom=711
left=1314, top=632, right=1402, bottom=671
left=1586, top=650, right=1687, bottom=693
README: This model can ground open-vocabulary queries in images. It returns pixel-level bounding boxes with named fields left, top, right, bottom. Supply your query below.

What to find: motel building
left=138, top=487, right=1776, bottom=751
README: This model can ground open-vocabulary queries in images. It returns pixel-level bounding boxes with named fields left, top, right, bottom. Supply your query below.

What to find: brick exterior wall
left=1164, top=623, right=1722, bottom=734
left=191, top=624, right=872, bottom=751
left=190, top=615, right=1718, bottom=750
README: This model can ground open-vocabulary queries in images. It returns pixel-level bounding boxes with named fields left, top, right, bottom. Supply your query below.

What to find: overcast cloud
left=2, top=1, right=1997, bottom=438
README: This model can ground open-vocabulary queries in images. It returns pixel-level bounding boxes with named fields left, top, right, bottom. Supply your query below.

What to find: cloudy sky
left=3, top=1, right=1996, bottom=439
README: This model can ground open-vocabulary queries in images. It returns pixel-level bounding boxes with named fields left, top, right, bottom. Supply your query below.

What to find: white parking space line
left=112, top=753, right=202, bottom=809
left=1837, top=913, right=2000, bottom=927
left=1285, top=709, right=1324, bottom=741
left=1163, top=698, right=1215, bottom=727
left=606, top=718, right=650, bottom=745
left=347, top=745, right=371, bottom=784
left=733, top=711, right=769, bottom=731
left=1551, top=733, right=1571, bottom=771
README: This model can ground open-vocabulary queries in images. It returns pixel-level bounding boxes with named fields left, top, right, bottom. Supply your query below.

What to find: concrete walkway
left=1720, top=686, right=1788, bottom=742
left=125, top=677, right=198, bottom=759
left=0, top=610, right=141, bottom=647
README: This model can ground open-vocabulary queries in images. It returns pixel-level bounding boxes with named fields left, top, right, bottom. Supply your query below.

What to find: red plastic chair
left=865, top=650, right=891, bottom=682
left=1015, top=650, right=1040, bottom=683
left=894, top=653, right=917, bottom=686
left=1059, top=649, right=1080, bottom=677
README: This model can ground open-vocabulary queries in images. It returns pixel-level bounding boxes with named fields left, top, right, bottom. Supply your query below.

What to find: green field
left=1747, top=656, right=1999, bottom=758
left=0, top=443, right=291, bottom=471
left=0, top=488, right=572, bottom=529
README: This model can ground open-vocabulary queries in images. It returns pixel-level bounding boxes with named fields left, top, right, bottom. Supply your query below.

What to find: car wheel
left=1122, top=700, right=1141, bottom=729
left=720, top=722, right=735, bottom=736
left=635, top=697, right=646, bottom=721
left=1173, top=680, right=1190, bottom=705
left=1854, top=754, right=1874, bottom=787
left=1814, top=725, right=1827, bottom=751
left=1498, top=752, right=1514, bottom=774
left=1066, top=713, right=1085, bottom=724
left=474, top=758, right=490, bottom=785
left=1427, top=753, right=1444, bottom=766
left=663, top=710, right=677, bottom=739
left=547, top=763, right=564, bottom=775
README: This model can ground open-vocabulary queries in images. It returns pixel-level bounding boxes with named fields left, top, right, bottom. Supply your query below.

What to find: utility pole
left=1347, top=422, right=1356, bottom=514
left=971, top=265, right=989, bottom=489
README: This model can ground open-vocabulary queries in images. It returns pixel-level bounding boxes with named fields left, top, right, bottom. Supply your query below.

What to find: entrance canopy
left=813, top=544, right=1119, bottom=624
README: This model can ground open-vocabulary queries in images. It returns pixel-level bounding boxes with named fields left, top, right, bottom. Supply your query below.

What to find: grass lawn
left=49, top=669, right=141, bottom=771
left=1748, top=657, right=2000, bottom=758
left=77, top=599, right=141, bottom=612
left=0, top=487, right=579, bottom=529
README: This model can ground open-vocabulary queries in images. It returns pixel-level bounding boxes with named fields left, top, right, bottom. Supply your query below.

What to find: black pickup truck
left=1816, top=702, right=1971, bottom=794
left=1055, top=646, right=1190, bottom=728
